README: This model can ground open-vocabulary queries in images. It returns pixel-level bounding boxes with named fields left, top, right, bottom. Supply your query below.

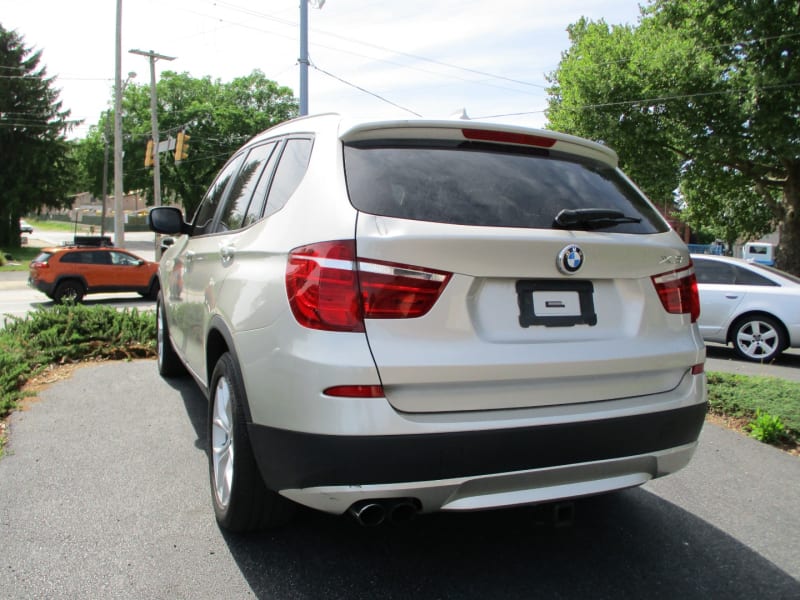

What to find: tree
left=74, top=70, right=298, bottom=219
left=0, top=24, right=77, bottom=246
left=546, top=0, right=800, bottom=274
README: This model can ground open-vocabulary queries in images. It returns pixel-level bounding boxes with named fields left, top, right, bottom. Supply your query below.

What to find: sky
left=1, top=0, right=645, bottom=140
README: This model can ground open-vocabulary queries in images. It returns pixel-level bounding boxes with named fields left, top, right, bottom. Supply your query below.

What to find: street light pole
left=130, top=49, right=175, bottom=211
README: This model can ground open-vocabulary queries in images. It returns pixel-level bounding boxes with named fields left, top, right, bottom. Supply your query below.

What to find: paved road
left=1, top=361, right=798, bottom=598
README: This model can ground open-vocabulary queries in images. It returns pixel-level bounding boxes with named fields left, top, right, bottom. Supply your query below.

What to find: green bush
left=748, top=410, right=787, bottom=444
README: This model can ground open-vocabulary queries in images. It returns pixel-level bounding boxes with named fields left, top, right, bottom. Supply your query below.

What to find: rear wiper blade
left=553, top=208, right=642, bottom=230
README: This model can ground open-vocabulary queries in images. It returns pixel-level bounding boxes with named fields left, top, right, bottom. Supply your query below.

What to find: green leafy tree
left=75, top=70, right=297, bottom=220
left=546, top=0, right=800, bottom=273
left=0, top=24, right=77, bottom=246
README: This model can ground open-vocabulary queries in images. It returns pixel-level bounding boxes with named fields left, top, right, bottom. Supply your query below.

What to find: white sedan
left=692, top=254, right=800, bottom=362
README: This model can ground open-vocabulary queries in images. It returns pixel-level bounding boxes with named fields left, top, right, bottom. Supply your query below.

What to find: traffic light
left=144, top=139, right=154, bottom=167
left=175, top=131, right=190, bottom=162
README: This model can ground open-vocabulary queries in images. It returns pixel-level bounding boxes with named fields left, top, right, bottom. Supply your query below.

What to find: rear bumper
left=249, top=401, right=707, bottom=513
left=28, top=277, right=54, bottom=297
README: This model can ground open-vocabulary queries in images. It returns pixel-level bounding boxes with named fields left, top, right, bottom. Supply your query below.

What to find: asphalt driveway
left=0, top=361, right=798, bottom=598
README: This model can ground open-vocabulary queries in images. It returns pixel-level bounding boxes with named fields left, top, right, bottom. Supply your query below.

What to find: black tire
left=731, top=314, right=786, bottom=363
left=53, top=280, right=85, bottom=304
left=156, top=293, right=186, bottom=377
left=208, top=352, right=295, bottom=532
left=145, top=278, right=160, bottom=300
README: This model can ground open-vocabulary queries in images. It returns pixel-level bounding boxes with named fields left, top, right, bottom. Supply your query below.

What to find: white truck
left=742, top=242, right=775, bottom=266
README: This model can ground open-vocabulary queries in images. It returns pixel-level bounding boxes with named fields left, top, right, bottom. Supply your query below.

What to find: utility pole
left=129, top=49, right=175, bottom=210
left=299, top=0, right=325, bottom=116
left=101, top=116, right=110, bottom=237
left=113, top=0, right=124, bottom=247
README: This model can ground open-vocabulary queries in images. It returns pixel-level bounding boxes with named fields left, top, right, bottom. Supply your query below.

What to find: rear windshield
left=343, top=140, right=668, bottom=234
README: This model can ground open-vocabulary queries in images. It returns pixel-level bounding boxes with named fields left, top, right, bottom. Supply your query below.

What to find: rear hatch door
left=343, top=123, right=702, bottom=413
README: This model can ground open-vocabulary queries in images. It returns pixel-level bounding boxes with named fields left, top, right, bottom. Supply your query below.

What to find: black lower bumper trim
left=249, top=402, right=707, bottom=490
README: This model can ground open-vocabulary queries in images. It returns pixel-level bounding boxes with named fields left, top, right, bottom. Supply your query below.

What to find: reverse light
left=651, top=265, right=700, bottom=323
left=286, top=240, right=451, bottom=332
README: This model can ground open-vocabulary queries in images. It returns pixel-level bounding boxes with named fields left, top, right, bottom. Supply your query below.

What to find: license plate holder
left=516, top=280, right=597, bottom=328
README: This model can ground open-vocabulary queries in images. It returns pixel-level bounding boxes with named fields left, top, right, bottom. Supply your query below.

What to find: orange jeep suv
left=29, top=243, right=159, bottom=303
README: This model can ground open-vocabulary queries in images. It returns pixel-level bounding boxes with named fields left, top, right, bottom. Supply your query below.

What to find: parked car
left=692, top=254, right=800, bottom=362
left=19, top=219, right=33, bottom=234
left=28, top=243, right=160, bottom=303
left=149, top=114, right=707, bottom=532
left=741, top=242, right=775, bottom=266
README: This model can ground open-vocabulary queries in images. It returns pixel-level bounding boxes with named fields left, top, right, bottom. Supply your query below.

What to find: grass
left=0, top=245, right=41, bottom=270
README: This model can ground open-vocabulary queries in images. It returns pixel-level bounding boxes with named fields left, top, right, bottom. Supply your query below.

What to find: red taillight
left=286, top=240, right=451, bottom=332
left=691, top=363, right=705, bottom=375
left=30, top=261, right=49, bottom=269
left=358, top=260, right=451, bottom=319
left=651, top=266, right=700, bottom=323
left=286, top=241, right=363, bottom=332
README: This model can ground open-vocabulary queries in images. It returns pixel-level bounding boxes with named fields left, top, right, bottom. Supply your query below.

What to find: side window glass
left=215, top=142, right=277, bottom=232
left=89, top=251, right=111, bottom=265
left=192, top=153, right=245, bottom=236
left=242, top=142, right=280, bottom=227
left=110, top=251, right=138, bottom=266
left=694, top=259, right=734, bottom=284
left=732, top=265, right=777, bottom=286
left=264, top=138, right=313, bottom=218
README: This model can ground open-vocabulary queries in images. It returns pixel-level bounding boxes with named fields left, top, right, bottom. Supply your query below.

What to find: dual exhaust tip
left=348, top=498, right=421, bottom=527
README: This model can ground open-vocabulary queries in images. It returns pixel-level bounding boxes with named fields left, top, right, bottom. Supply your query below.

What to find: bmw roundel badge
left=557, top=245, right=584, bottom=275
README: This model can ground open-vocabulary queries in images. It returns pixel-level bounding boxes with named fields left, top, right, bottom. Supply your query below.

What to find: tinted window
left=192, top=153, right=245, bottom=235
left=694, top=259, right=777, bottom=286
left=216, top=143, right=277, bottom=232
left=89, top=251, right=112, bottom=265
left=60, top=251, right=102, bottom=264
left=32, top=251, right=52, bottom=263
left=244, top=142, right=280, bottom=226
left=264, top=138, right=313, bottom=217
left=343, top=141, right=667, bottom=233
left=60, top=252, right=84, bottom=264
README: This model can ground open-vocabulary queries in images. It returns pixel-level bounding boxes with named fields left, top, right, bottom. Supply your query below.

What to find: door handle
left=725, top=294, right=739, bottom=299
left=220, top=245, right=235, bottom=262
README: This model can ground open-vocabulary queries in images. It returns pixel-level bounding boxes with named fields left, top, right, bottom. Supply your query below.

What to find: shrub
left=748, top=410, right=787, bottom=444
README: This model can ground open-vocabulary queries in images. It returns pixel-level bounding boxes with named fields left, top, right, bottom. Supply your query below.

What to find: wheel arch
left=54, top=275, right=88, bottom=292
left=727, top=310, right=790, bottom=350
left=206, top=316, right=253, bottom=423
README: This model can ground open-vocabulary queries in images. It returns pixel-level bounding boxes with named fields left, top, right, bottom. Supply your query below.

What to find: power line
left=310, top=62, right=422, bottom=117
left=475, top=80, right=800, bottom=121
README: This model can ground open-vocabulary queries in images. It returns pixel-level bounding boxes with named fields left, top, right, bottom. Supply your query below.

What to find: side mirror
left=148, top=207, right=189, bottom=235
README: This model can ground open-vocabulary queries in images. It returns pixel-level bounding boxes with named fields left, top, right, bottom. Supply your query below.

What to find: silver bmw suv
left=149, top=114, right=707, bottom=532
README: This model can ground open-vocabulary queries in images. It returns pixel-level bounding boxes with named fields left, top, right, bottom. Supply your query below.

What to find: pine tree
left=0, top=24, right=76, bottom=246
